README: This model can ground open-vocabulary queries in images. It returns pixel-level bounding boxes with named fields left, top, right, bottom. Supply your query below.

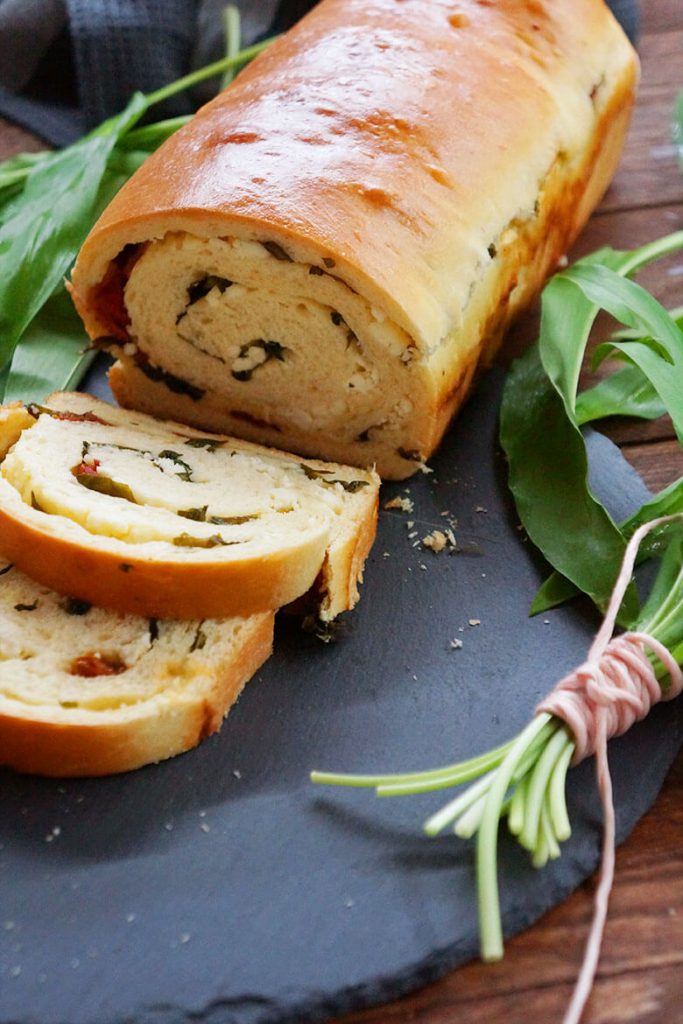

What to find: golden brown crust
left=70, top=0, right=637, bottom=335
left=0, top=403, right=36, bottom=459
left=0, top=612, right=274, bottom=777
left=0, top=501, right=326, bottom=619
left=69, top=0, right=638, bottom=478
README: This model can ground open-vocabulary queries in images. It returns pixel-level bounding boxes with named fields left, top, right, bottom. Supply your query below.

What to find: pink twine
left=535, top=515, right=683, bottom=1024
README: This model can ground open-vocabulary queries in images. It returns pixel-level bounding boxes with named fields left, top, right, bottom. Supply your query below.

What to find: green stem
left=541, top=796, right=561, bottom=860
left=477, top=713, right=553, bottom=960
left=424, top=770, right=497, bottom=836
left=119, top=116, right=192, bottom=149
left=146, top=38, right=277, bottom=108
left=220, top=5, right=242, bottom=90
left=507, top=773, right=528, bottom=836
left=639, top=564, right=683, bottom=639
left=310, top=736, right=515, bottom=791
left=619, top=231, right=683, bottom=277
left=548, top=738, right=573, bottom=841
left=520, top=727, right=570, bottom=850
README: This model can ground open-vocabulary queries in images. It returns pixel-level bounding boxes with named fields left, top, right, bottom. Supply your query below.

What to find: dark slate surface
left=0, top=364, right=679, bottom=1024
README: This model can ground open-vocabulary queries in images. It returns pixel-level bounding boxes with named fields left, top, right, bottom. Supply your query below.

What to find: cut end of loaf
left=0, top=394, right=379, bottom=621
left=0, top=561, right=274, bottom=777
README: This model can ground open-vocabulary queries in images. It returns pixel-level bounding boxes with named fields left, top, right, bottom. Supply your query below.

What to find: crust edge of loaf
left=100, top=51, right=636, bottom=482
left=0, top=611, right=274, bottom=777
left=0, top=397, right=380, bottom=619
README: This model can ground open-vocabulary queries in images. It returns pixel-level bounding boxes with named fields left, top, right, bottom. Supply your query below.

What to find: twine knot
left=537, top=631, right=682, bottom=765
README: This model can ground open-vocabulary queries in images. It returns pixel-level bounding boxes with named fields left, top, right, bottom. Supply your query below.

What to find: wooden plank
left=0, top=119, right=45, bottom=162
left=598, top=30, right=682, bottom=214
left=622, top=438, right=683, bottom=491
left=600, top=85, right=682, bottom=214
left=641, top=0, right=683, bottom=35
left=635, top=27, right=683, bottom=91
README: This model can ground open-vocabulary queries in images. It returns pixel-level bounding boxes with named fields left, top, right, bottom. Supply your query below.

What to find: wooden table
left=0, top=3, right=681, bottom=1022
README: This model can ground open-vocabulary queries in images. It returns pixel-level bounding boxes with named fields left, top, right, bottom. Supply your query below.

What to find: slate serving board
left=0, top=365, right=680, bottom=1024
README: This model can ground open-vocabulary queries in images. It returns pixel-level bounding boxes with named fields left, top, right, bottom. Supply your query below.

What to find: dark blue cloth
left=0, top=0, right=640, bottom=148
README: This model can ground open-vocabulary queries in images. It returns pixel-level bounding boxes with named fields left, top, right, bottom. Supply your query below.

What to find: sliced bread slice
left=0, top=560, right=273, bottom=777
left=0, top=393, right=379, bottom=620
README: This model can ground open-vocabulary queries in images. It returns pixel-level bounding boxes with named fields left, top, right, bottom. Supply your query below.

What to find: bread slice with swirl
left=0, top=559, right=273, bottom=776
left=0, top=394, right=379, bottom=621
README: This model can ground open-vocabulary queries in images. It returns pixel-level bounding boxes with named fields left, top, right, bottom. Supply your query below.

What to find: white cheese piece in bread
left=0, top=393, right=379, bottom=621
left=0, top=560, right=273, bottom=777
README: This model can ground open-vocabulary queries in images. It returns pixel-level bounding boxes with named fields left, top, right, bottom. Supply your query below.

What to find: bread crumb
left=344, top=897, right=355, bottom=908
left=422, top=530, right=447, bottom=552
left=468, top=618, right=481, bottom=626
left=200, top=823, right=211, bottom=834
left=384, top=496, right=414, bottom=513
left=406, top=520, right=415, bottom=529
left=233, top=769, right=242, bottom=779
left=164, top=821, right=174, bottom=832
left=180, top=932, right=191, bottom=944
left=423, top=529, right=456, bottom=552
left=450, top=638, right=463, bottom=650
left=475, top=506, right=488, bottom=514
left=125, top=913, right=136, bottom=923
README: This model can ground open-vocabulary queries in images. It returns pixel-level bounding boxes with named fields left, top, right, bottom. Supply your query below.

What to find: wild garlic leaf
left=502, top=230, right=683, bottom=620
left=574, top=312, right=683, bottom=426
left=592, top=336, right=683, bottom=443
left=501, top=344, right=637, bottom=621
left=3, top=290, right=95, bottom=403
left=0, top=91, right=148, bottom=400
left=530, top=477, right=683, bottom=615
left=565, top=265, right=683, bottom=441
left=639, top=532, right=683, bottom=634
left=575, top=364, right=665, bottom=425
left=563, top=263, right=683, bottom=356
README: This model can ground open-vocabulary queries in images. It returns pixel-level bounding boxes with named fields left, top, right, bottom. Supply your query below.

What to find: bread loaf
left=69, top=0, right=637, bottom=479
left=0, top=393, right=379, bottom=620
left=0, top=560, right=273, bottom=776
